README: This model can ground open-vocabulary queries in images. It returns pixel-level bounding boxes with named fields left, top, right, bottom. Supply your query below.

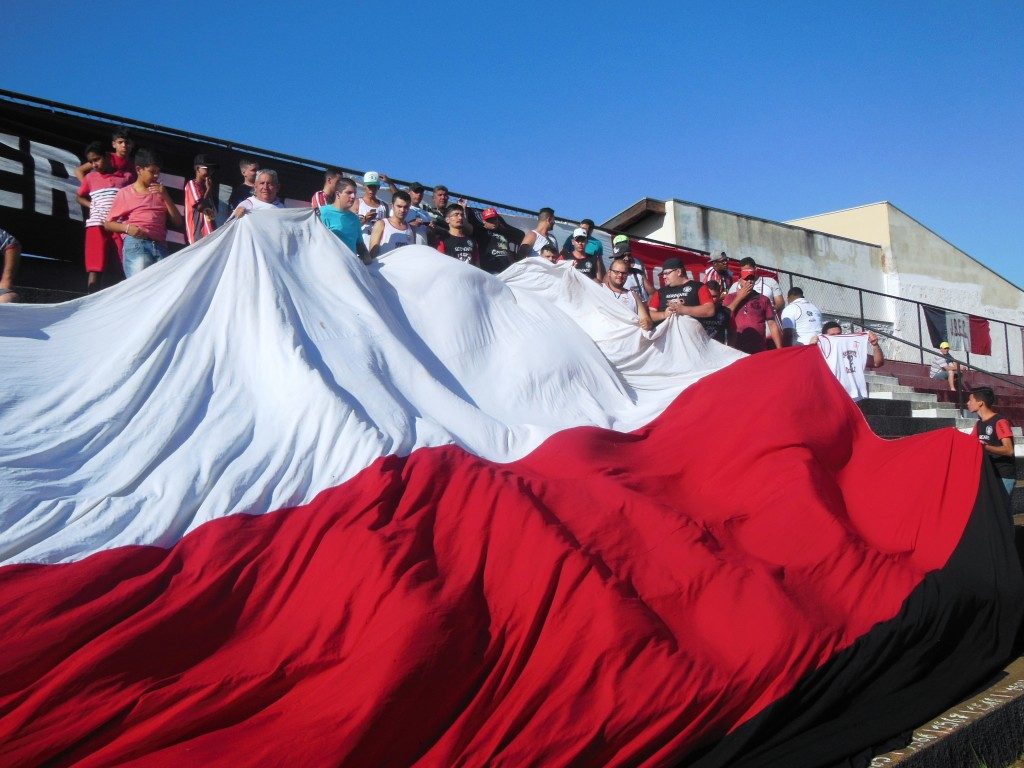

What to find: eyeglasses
left=610, top=269, right=630, bottom=276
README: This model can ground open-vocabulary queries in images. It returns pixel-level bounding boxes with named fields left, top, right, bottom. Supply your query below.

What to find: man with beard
left=604, top=257, right=653, bottom=331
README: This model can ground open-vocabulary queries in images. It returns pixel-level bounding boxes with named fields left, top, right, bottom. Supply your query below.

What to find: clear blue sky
left=5, top=1, right=1023, bottom=286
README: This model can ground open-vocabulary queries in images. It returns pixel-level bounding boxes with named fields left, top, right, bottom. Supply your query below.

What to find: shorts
left=84, top=227, right=121, bottom=272
left=122, top=235, right=168, bottom=277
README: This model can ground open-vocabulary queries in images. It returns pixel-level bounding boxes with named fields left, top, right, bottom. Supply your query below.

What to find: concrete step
left=868, top=390, right=942, bottom=403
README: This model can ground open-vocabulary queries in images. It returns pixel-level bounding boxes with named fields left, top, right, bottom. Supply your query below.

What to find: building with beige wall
left=603, top=198, right=1024, bottom=373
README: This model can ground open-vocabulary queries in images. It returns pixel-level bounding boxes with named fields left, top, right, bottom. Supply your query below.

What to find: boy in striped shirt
left=76, top=141, right=132, bottom=292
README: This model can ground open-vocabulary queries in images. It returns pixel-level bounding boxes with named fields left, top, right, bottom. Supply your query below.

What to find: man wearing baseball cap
left=567, top=227, right=605, bottom=282
left=727, top=257, right=783, bottom=312
left=700, top=251, right=734, bottom=293
left=356, top=171, right=389, bottom=243
left=648, top=257, right=715, bottom=323
left=478, top=207, right=525, bottom=274
left=560, top=218, right=602, bottom=260
left=929, top=341, right=963, bottom=391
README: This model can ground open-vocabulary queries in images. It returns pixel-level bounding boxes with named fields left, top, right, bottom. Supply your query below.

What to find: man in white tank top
left=518, top=207, right=558, bottom=259
left=604, top=257, right=654, bottom=331
left=357, top=171, right=389, bottom=238
left=368, top=191, right=418, bottom=260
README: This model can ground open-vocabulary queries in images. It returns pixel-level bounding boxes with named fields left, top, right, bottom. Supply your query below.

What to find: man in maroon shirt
left=729, top=271, right=782, bottom=353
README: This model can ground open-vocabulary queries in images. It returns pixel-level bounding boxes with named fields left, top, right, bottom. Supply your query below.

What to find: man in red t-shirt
left=729, top=270, right=782, bottom=353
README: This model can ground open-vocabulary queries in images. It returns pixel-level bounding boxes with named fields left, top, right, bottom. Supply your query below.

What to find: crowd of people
left=0, top=128, right=1018, bottom=496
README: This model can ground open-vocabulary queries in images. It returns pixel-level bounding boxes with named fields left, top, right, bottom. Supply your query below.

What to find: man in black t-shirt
left=698, top=280, right=732, bottom=343
left=436, top=204, right=480, bottom=266
left=648, top=258, right=714, bottom=322
left=478, top=208, right=525, bottom=273
left=227, top=157, right=260, bottom=210
left=568, top=227, right=604, bottom=282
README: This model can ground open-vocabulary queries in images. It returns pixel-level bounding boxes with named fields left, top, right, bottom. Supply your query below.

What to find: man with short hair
left=0, top=228, right=22, bottom=303
left=539, top=243, right=560, bottom=263
left=403, top=182, right=433, bottom=228
left=967, top=386, right=1018, bottom=500
left=519, top=207, right=559, bottom=259
left=104, top=148, right=184, bottom=277
left=228, top=158, right=260, bottom=210
left=561, top=218, right=602, bottom=260
left=567, top=227, right=605, bottom=282
left=184, top=154, right=219, bottom=244
left=368, top=190, right=417, bottom=259
left=319, top=177, right=366, bottom=259
left=604, top=257, right=653, bottom=331
left=74, top=126, right=135, bottom=182
left=437, top=204, right=480, bottom=266
left=780, top=286, right=823, bottom=346
left=420, top=184, right=451, bottom=246
left=232, top=169, right=285, bottom=216
left=478, top=207, right=525, bottom=273
left=610, top=237, right=654, bottom=300
left=818, top=321, right=885, bottom=400
left=729, top=270, right=782, bottom=353
left=728, top=257, right=783, bottom=312
left=700, top=252, right=733, bottom=292
left=698, top=280, right=734, bottom=344
left=312, top=168, right=343, bottom=209
left=649, top=257, right=714, bottom=322
left=929, top=342, right=962, bottom=391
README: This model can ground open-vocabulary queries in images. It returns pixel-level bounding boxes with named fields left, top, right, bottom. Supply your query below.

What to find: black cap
left=662, top=257, right=684, bottom=271
left=408, top=181, right=425, bottom=193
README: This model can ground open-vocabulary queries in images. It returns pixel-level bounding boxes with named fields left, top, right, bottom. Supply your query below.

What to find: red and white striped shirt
left=311, top=190, right=330, bottom=209
left=184, top=179, right=216, bottom=244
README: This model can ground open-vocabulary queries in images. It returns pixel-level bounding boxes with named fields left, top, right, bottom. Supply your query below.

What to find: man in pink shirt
left=104, top=148, right=183, bottom=277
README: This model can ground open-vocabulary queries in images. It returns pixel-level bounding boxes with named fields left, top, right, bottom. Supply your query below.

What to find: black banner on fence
left=0, top=96, right=332, bottom=271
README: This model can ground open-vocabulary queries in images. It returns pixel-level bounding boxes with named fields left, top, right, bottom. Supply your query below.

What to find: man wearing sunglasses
left=604, top=257, right=654, bottom=331
left=568, top=227, right=605, bottom=282
left=648, top=258, right=715, bottom=322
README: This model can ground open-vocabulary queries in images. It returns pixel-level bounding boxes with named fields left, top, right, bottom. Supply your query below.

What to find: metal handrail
left=3, top=88, right=1019, bottom=372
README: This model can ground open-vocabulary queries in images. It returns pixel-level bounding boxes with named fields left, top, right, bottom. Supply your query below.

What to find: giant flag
left=0, top=210, right=1020, bottom=767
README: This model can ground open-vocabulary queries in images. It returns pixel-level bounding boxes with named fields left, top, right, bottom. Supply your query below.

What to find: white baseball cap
left=363, top=171, right=381, bottom=186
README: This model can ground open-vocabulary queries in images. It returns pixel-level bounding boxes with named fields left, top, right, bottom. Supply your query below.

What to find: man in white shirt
left=780, top=287, right=823, bottom=346
left=604, top=257, right=653, bottom=331
left=232, top=169, right=285, bottom=217
left=817, top=321, right=884, bottom=401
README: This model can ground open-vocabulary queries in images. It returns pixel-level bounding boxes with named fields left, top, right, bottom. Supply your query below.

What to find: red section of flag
left=0, top=349, right=982, bottom=767
left=969, top=315, right=992, bottom=355
left=628, top=240, right=777, bottom=287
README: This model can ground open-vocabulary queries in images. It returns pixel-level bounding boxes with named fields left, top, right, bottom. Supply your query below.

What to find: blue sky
left=5, top=1, right=1023, bottom=285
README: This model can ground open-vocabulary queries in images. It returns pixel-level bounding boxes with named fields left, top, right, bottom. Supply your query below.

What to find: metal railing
left=4, top=88, right=1021, bottom=377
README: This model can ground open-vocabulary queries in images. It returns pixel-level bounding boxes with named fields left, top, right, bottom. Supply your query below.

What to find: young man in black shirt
left=649, top=257, right=714, bottom=322
left=568, top=227, right=605, bottom=282
left=436, top=203, right=480, bottom=267
left=478, top=207, right=524, bottom=273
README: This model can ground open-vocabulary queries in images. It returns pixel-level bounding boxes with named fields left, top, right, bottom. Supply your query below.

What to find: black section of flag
left=684, top=467, right=1024, bottom=768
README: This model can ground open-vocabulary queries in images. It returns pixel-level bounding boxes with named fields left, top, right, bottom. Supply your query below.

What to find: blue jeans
left=122, top=235, right=168, bottom=277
